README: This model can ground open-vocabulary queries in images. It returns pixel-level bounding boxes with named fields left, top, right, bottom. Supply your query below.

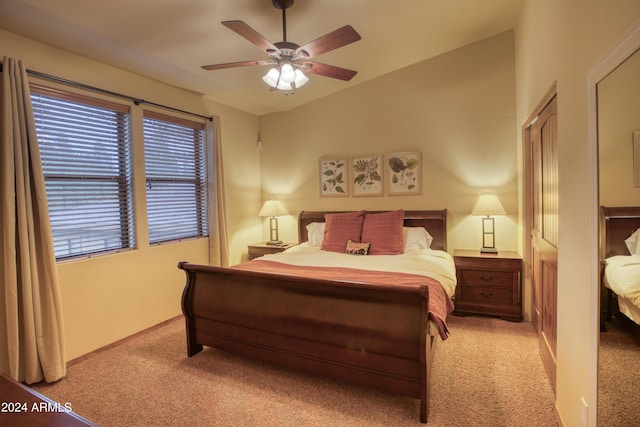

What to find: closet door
left=530, top=95, right=558, bottom=393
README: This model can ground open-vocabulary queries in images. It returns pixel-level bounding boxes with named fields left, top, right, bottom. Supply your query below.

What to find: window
left=31, top=86, right=134, bottom=259
left=143, top=112, right=208, bottom=244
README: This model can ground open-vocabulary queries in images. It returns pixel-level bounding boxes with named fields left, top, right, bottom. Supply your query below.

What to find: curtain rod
left=0, top=63, right=213, bottom=121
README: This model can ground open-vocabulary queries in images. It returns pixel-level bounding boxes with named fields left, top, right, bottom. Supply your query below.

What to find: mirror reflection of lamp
left=258, top=200, right=288, bottom=245
left=471, top=193, right=506, bottom=253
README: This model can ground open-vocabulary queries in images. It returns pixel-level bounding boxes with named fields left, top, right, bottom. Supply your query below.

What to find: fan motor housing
left=274, top=41, right=299, bottom=50
left=272, top=0, right=294, bottom=10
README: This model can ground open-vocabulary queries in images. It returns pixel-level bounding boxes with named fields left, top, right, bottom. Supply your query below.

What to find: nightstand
left=453, top=249, right=522, bottom=321
left=247, top=242, right=295, bottom=260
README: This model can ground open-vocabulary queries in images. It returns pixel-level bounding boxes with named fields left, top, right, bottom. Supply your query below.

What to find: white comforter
left=604, top=255, right=640, bottom=309
left=259, top=243, right=457, bottom=297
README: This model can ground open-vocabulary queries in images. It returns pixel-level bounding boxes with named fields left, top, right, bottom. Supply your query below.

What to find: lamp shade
left=471, top=193, right=506, bottom=216
left=293, top=69, right=309, bottom=88
left=279, top=63, right=296, bottom=83
left=262, top=67, right=280, bottom=87
left=258, top=200, right=288, bottom=217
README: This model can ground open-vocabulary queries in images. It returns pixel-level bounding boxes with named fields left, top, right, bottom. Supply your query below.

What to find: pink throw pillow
left=361, top=210, right=404, bottom=255
left=321, top=210, right=366, bottom=253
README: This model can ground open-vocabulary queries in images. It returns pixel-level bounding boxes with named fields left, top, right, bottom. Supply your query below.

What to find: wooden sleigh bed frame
left=179, top=209, right=448, bottom=423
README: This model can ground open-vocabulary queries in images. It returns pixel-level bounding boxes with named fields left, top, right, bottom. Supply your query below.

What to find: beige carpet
left=32, top=315, right=558, bottom=426
left=598, top=316, right=640, bottom=427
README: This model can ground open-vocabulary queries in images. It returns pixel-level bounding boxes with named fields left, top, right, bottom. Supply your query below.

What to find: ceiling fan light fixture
left=276, top=80, right=293, bottom=91
left=279, top=63, right=296, bottom=83
left=293, top=69, right=309, bottom=88
left=262, top=63, right=308, bottom=92
left=262, top=67, right=280, bottom=87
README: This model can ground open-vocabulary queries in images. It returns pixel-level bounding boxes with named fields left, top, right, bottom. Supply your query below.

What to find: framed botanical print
left=385, top=151, right=422, bottom=195
left=351, top=154, right=383, bottom=196
left=319, top=157, right=348, bottom=196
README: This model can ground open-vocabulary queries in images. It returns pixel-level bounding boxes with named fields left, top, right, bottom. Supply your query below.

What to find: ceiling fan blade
left=201, top=60, right=268, bottom=71
left=296, top=25, right=361, bottom=59
left=303, top=61, right=358, bottom=81
left=222, top=20, right=278, bottom=53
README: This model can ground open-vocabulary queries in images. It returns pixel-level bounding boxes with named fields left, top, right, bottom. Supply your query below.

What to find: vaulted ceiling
left=0, top=0, right=523, bottom=116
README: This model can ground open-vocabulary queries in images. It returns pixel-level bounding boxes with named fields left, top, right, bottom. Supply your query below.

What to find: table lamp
left=258, top=200, right=288, bottom=245
left=471, top=193, right=506, bottom=253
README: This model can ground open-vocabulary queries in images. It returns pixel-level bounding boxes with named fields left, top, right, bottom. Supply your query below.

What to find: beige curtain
left=207, top=116, right=229, bottom=267
left=0, top=57, right=66, bottom=383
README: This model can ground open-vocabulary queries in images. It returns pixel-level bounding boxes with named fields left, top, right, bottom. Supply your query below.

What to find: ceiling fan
left=201, top=0, right=361, bottom=93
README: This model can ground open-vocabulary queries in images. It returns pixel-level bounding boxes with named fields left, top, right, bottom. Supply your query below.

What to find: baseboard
left=555, top=403, right=564, bottom=427
left=68, top=315, right=182, bottom=366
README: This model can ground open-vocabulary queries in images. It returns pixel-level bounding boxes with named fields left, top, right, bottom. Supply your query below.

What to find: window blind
left=143, top=112, right=208, bottom=244
left=31, top=87, right=134, bottom=259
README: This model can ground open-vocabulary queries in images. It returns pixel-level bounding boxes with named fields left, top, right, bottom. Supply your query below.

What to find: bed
left=600, top=206, right=640, bottom=326
left=179, top=209, right=456, bottom=423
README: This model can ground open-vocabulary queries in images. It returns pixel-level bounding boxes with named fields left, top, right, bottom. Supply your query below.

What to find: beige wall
left=1, top=29, right=262, bottom=359
left=516, top=1, right=640, bottom=426
left=259, top=31, right=519, bottom=257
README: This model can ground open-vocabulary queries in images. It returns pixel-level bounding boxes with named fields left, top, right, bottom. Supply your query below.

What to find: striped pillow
left=361, top=210, right=404, bottom=255
left=321, top=210, right=366, bottom=253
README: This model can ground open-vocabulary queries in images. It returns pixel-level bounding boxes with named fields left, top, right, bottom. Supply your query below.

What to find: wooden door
left=529, top=95, right=558, bottom=393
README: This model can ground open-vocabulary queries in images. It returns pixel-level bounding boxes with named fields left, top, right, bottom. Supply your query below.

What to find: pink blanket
left=234, top=260, right=454, bottom=340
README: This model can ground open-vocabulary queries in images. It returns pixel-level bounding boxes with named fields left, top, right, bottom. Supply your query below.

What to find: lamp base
left=267, top=217, right=281, bottom=245
left=480, top=247, right=498, bottom=254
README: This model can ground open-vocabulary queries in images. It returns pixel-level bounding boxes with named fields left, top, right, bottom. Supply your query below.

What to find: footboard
left=178, top=261, right=435, bottom=423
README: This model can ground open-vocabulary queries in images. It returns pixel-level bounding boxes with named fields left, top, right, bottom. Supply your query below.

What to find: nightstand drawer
left=453, top=250, right=522, bottom=321
left=460, top=269, right=513, bottom=288
left=460, top=285, right=513, bottom=304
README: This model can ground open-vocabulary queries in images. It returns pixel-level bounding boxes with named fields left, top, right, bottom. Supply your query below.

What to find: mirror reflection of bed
left=596, top=45, right=640, bottom=425
left=597, top=207, right=640, bottom=424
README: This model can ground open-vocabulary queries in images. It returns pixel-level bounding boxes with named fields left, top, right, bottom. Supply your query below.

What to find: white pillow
left=625, top=228, right=640, bottom=254
left=306, top=222, right=326, bottom=247
left=403, top=227, right=433, bottom=250
left=634, top=230, right=640, bottom=255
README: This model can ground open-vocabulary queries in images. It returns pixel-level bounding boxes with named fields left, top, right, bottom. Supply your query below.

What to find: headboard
left=600, top=206, right=640, bottom=259
left=298, top=209, right=448, bottom=251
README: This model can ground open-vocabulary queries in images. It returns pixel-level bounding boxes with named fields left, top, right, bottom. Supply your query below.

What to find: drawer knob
left=480, top=292, right=494, bottom=298
left=480, top=274, right=493, bottom=282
